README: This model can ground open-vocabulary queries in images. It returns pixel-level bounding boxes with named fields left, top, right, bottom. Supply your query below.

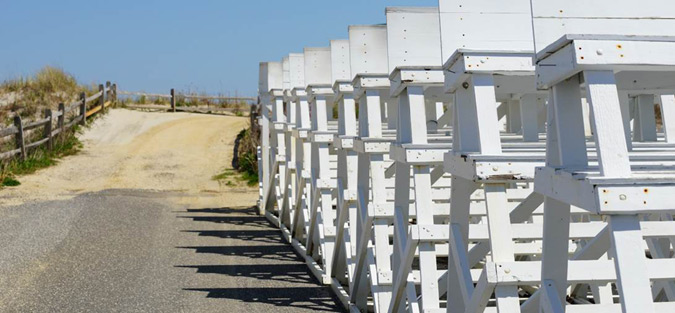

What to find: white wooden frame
left=259, top=62, right=283, bottom=218
left=303, top=46, right=338, bottom=285
left=253, top=2, right=675, bottom=312
left=530, top=1, right=675, bottom=312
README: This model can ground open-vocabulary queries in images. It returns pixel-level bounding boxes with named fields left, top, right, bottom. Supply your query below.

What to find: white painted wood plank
left=304, top=47, right=332, bottom=85
left=471, top=74, right=502, bottom=154
left=659, top=95, right=675, bottom=143
left=330, top=40, right=351, bottom=82
left=634, top=94, right=657, bottom=142
left=348, top=25, right=388, bottom=75
left=608, top=215, right=655, bottom=313
left=583, top=71, right=631, bottom=177
left=520, top=94, right=539, bottom=142
left=386, top=7, right=442, bottom=69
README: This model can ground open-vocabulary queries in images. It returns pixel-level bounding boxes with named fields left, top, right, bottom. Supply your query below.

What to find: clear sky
left=0, top=0, right=437, bottom=97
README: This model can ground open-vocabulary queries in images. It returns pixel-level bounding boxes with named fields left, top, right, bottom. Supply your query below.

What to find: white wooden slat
left=566, top=303, right=675, bottom=313
left=330, top=39, right=351, bottom=82
left=289, top=53, right=305, bottom=88
left=453, top=85, right=480, bottom=152
left=530, top=0, right=675, bottom=19
left=385, top=7, right=442, bottom=70
left=472, top=74, right=502, bottom=155
left=507, top=100, right=521, bottom=134
left=608, top=215, right=655, bottom=313
left=259, top=61, right=283, bottom=93
left=660, top=95, right=675, bottom=143
left=634, top=94, right=658, bottom=142
left=488, top=258, right=675, bottom=285
left=520, top=94, right=539, bottom=142
left=295, top=93, right=311, bottom=131
left=438, top=0, right=533, bottom=62
left=282, top=56, right=291, bottom=90
left=397, top=86, right=428, bottom=144
left=530, top=0, right=675, bottom=54
left=540, top=197, right=572, bottom=309
left=584, top=70, right=631, bottom=177
left=348, top=25, right=388, bottom=76
left=338, top=93, right=357, bottom=137
left=550, top=76, right=588, bottom=168
left=358, top=90, right=384, bottom=138
left=484, top=184, right=520, bottom=312
left=304, top=47, right=332, bottom=85
left=618, top=91, right=633, bottom=151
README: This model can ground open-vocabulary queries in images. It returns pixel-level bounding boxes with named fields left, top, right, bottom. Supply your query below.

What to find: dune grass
left=0, top=66, right=97, bottom=124
left=0, top=66, right=100, bottom=188
left=118, top=89, right=250, bottom=116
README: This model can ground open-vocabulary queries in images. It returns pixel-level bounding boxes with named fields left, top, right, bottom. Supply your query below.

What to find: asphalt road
left=0, top=189, right=344, bottom=312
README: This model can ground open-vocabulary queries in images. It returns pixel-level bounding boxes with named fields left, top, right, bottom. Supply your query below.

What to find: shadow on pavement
left=180, top=229, right=284, bottom=244
left=177, top=215, right=270, bottom=228
left=176, top=264, right=315, bottom=284
left=177, top=206, right=345, bottom=312
left=181, top=207, right=259, bottom=215
left=177, top=245, right=298, bottom=262
left=183, top=287, right=343, bottom=312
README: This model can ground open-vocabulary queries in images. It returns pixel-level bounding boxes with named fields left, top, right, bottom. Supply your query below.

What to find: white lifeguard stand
left=303, top=46, right=338, bottom=285
left=259, top=61, right=283, bottom=217
left=346, top=23, right=393, bottom=313
left=327, top=38, right=362, bottom=307
left=383, top=7, right=454, bottom=313
left=529, top=1, right=675, bottom=312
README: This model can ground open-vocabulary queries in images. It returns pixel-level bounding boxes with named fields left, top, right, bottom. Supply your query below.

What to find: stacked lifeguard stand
left=255, top=1, right=675, bottom=312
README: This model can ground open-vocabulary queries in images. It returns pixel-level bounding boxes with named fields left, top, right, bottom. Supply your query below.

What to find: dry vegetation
left=0, top=66, right=99, bottom=187
left=233, top=106, right=260, bottom=185
left=118, top=91, right=251, bottom=116
left=0, top=66, right=99, bottom=125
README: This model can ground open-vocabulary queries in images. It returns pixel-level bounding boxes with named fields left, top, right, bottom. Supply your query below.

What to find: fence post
left=98, top=84, right=105, bottom=114
left=105, top=81, right=111, bottom=110
left=111, top=83, right=117, bottom=104
left=44, top=109, right=53, bottom=150
left=58, top=103, right=65, bottom=137
left=80, top=92, right=87, bottom=125
left=14, top=115, right=26, bottom=161
left=171, top=88, right=176, bottom=112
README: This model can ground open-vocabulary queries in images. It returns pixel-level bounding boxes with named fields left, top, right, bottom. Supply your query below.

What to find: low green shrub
left=0, top=126, right=82, bottom=188
left=234, top=127, right=259, bottom=187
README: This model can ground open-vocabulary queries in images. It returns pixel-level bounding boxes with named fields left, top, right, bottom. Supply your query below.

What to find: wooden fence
left=0, top=82, right=117, bottom=161
left=118, top=89, right=256, bottom=116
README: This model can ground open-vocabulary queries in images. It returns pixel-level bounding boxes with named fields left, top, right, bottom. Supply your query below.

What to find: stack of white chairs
left=255, top=1, right=675, bottom=312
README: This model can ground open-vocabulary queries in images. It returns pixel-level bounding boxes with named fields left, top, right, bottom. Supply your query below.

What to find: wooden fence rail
left=0, top=81, right=116, bottom=162
left=118, top=90, right=256, bottom=102
left=119, top=88, right=255, bottom=116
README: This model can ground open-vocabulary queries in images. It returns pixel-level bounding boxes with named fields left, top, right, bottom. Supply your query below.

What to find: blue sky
left=0, top=0, right=437, bottom=97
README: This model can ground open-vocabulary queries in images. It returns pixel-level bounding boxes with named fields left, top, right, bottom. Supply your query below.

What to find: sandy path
left=0, top=109, right=344, bottom=312
left=0, top=109, right=257, bottom=208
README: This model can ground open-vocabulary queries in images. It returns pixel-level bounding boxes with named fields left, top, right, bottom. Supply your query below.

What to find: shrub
left=234, top=126, right=259, bottom=186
